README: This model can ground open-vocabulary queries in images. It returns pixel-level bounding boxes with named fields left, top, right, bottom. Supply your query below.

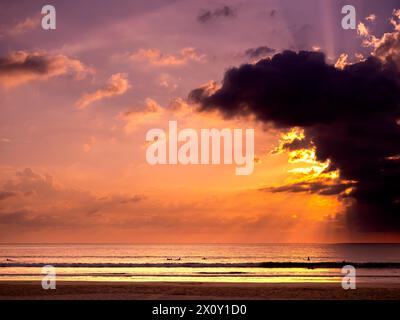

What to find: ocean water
left=1, top=243, right=400, bottom=283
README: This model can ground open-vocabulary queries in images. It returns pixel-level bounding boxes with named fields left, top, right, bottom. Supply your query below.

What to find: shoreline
left=0, top=281, right=399, bottom=300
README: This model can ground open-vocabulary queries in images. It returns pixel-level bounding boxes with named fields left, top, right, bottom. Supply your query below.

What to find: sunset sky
left=0, top=0, right=399, bottom=243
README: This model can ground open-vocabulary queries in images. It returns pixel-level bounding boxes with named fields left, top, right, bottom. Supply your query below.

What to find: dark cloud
left=0, top=191, right=17, bottom=200
left=264, top=180, right=356, bottom=197
left=245, top=46, right=275, bottom=59
left=189, top=50, right=400, bottom=232
left=0, top=210, right=31, bottom=225
left=372, top=24, right=400, bottom=71
left=118, top=194, right=147, bottom=204
left=0, top=53, right=48, bottom=74
left=197, top=5, right=237, bottom=23
left=281, top=138, right=312, bottom=151
left=0, top=210, right=75, bottom=228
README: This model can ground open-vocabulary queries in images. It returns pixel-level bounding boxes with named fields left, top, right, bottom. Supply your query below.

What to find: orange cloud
left=76, top=73, right=129, bottom=109
left=365, top=14, right=376, bottom=22
left=358, top=9, right=400, bottom=70
left=0, top=168, right=146, bottom=231
left=130, top=47, right=206, bottom=66
left=118, top=98, right=164, bottom=133
left=334, top=53, right=349, bottom=69
left=0, top=167, right=346, bottom=243
left=357, top=22, right=370, bottom=37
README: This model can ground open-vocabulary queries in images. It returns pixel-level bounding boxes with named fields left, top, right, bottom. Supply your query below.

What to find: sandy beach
left=0, top=281, right=399, bottom=300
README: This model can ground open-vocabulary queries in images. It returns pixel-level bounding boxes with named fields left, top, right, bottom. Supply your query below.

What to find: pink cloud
left=129, top=47, right=206, bottom=66
left=0, top=50, right=93, bottom=88
left=0, top=15, right=40, bottom=37
left=76, top=73, right=129, bottom=109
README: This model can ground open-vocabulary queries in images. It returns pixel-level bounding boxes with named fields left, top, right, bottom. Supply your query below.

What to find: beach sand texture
left=1, top=281, right=400, bottom=300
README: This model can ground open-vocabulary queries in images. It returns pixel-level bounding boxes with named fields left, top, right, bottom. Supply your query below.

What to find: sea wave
left=1, top=262, right=400, bottom=268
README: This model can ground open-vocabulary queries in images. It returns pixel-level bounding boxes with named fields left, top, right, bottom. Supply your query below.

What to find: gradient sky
left=0, top=0, right=399, bottom=243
